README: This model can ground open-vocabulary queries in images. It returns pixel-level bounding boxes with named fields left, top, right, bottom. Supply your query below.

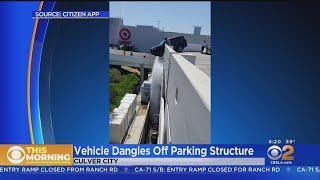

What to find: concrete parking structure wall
left=163, top=45, right=211, bottom=144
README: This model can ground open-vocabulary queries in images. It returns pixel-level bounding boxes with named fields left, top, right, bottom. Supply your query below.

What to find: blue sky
left=110, top=1, right=211, bottom=35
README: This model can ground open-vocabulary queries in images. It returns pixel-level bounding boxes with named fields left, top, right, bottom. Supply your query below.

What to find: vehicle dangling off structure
left=150, top=36, right=187, bottom=57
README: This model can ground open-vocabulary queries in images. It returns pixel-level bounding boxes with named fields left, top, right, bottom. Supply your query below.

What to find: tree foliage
left=109, top=68, right=139, bottom=111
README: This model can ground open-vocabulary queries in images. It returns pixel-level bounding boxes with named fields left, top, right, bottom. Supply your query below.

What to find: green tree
left=109, top=68, right=139, bottom=112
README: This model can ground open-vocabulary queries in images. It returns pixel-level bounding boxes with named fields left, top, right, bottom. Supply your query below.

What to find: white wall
left=124, top=25, right=164, bottom=53
left=109, top=18, right=123, bottom=45
left=163, top=45, right=211, bottom=144
left=183, top=43, right=203, bottom=52
left=109, top=52, right=154, bottom=69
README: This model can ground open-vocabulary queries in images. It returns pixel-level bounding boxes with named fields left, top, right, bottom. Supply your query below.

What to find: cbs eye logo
left=267, top=145, right=294, bottom=161
left=7, top=146, right=26, bottom=164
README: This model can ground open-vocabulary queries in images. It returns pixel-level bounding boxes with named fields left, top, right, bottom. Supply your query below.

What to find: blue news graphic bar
left=70, top=144, right=320, bottom=166
left=32, top=11, right=109, bottom=19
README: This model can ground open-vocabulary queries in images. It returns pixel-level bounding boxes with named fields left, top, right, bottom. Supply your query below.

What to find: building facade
left=109, top=18, right=211, bottom=53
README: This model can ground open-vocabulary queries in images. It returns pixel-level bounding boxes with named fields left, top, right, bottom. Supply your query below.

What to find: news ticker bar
left=1, top=144, right=319, bottom=166
left=2, top=166, right=313, bottom=174
left=32, top=11, right=109, bottom=19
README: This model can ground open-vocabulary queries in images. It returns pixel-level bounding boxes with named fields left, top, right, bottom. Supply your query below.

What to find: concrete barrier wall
left=110, top=54, right=154, bottom=69
left=110, top=94, right=137, bottom=144
left=164, top=45, right=211, bottom=144
left=158, top=97, right=165, bottom=144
